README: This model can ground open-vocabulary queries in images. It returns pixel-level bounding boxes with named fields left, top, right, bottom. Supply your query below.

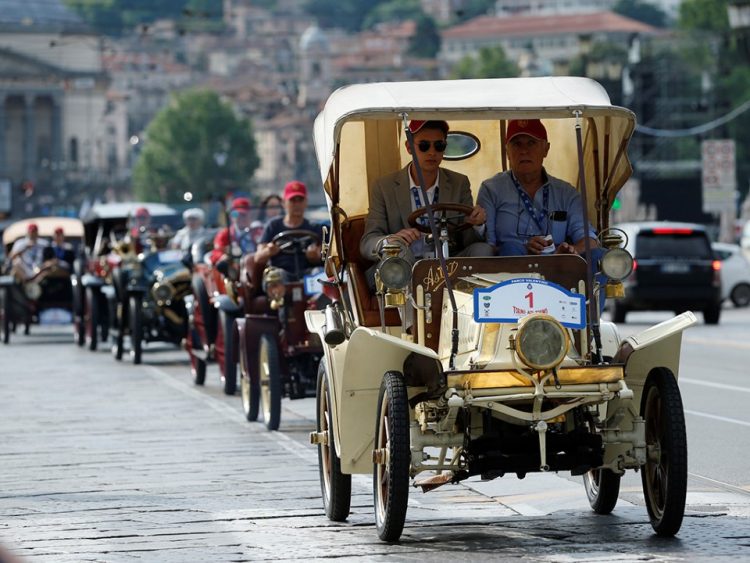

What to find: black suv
left=611, top=222, right=722, bottom=324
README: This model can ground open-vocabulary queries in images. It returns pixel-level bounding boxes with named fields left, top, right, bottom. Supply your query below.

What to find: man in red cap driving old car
left=360, top=119, right=491, bottom=271
left=210, top=197, right=256, bottom=264
left=254, top=180, right=323, bottom=280
left=9, top=222, right=48, bottom=281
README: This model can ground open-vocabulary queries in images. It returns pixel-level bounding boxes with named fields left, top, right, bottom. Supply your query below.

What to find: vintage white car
left=305, top=77, right=695, bottom=542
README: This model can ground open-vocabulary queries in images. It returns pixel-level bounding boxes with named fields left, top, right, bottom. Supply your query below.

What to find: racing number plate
left=473, top=277, right=586, bottom=329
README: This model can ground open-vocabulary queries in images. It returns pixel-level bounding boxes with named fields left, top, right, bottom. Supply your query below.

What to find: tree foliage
left=450, top=46, right=519, bottom=79
left=678, top=0, right=729, bottom=33
left=613, top=0, right=667, bottom=28
left=362, top=0, right=421, bottom=30
left=304, top=0, right=383, bottom=31
left=64, top=0, right=223, bottom=35
left=132, top=90, right=259, bottom=203
left=408, top=16, right=441, bottom=59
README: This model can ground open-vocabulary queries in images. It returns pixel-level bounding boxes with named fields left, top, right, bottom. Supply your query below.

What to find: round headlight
left=377, top=256, right=411, bottom=289
left=515, top=314, right=568, bottom=371
left=152, top=283, right=173, bottom=304
left=601, top=248, right=633, bottom=281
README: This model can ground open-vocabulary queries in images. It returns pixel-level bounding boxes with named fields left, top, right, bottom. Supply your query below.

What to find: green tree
left=362, top=0, right=421, bottom=29
left=454, top=0, right=496, bottom=23
left=132, top=90, right=259, bottom=203
left=304, top=0, right=385, bottom=31
left=450, top=46, right=519, bottom=79
left=408, top=16, right=441, bottom=59
left=678, top=0, right=729, bottom=33
left=613, top=0, right=667, bottom=28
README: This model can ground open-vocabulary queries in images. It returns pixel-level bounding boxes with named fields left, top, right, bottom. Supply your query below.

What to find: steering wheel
left=271, top=229, right=321, bottom=255
left=407, top=203, right=475, bottom=234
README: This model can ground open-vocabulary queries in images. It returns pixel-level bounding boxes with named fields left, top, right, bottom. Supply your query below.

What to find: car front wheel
left=730, top=283, right=750, bottom=308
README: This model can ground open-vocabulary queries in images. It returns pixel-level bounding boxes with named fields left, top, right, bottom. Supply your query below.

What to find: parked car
left=611, top=222, right=722, bottom=324
left=712, top=242, right=750, bottom=307
left=1, top=217, right=82, bottom=343
left=307, top=76, right=696, bottom=542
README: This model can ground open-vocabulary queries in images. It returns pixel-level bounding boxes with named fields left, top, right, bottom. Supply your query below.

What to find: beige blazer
left=360, top=165, right=481, bottom=260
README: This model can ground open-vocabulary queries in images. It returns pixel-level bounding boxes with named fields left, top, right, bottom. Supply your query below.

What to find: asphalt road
left=1, top=306, right=749, bottom=562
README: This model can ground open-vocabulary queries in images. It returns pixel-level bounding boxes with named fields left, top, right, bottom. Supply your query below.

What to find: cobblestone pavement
left=1, top=328, right=749, bottom=562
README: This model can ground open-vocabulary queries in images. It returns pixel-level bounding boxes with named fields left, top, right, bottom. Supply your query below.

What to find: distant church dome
left=300, top=25, right=329, bottom=53
left=0, top=0, right=87, bottom=32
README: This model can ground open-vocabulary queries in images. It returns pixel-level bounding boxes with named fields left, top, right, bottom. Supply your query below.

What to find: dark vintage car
left=1, top=217, right=83, bottom=343
left=182, top=229, right=247, bottom=395
left=75, top=202, right=183, bottom=352
left=236, top=230, right=329, bottom=430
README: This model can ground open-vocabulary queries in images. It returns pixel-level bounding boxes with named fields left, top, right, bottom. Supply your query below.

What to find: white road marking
left=680, top=377, right=750, bottom=394
left=684, top=336, right=750, bottom=350
left=685, top=409, right=750, bottom=427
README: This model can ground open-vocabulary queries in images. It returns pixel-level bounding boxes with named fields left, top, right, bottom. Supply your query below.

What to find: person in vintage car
left=171, top=208, right=206, bottom=251
left=127, top=206, right=153, bottom=253
left=9, top=223, right=48, bottom=281
left=477, top=119, right=598, bottom=257
left=210, top=197, right=256, bottom=265
left=254, top=180, right=323, bottom=281
left=360, top=119, right=491, bottom=269
left=47, top=226, right=75, bottom=269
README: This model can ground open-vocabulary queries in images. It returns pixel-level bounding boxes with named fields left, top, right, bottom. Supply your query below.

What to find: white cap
left=183, top=208, right=205, bottom=222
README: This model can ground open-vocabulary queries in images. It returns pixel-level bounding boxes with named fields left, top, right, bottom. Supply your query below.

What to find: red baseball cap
left=506, top=119, right=548, bottom=142
left=231, top=197, right=251, bottom=212
left=135, top=207, right=150, bottom=218
left=283, top=181, right=307, bottom=200
left=27, top=222, right=39, bottom=233
left=54, top=226, right=64, bottom=235
left=408, top=120, right=449, bottom=135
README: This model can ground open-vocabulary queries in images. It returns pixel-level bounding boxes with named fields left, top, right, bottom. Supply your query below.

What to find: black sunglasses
left=417, top=140, right=447, bottom=153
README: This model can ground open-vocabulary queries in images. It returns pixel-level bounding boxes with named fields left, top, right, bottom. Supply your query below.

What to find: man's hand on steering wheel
left=390, top=228, right=421, bottom=245
left=466, top=204, right=487, bottom=226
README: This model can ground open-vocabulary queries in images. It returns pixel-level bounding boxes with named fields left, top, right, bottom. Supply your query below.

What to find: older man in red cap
left=210, top=197, right=256, bottom=264
left=9, top=222, right=48, bottom=280
left=360, top=120, right=490, bottom=268
left=254, top=180, right=323, bottom=279
left=477, top=118, right=597, bottom=257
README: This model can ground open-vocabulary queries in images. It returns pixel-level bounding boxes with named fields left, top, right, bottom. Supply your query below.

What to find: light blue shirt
left=477, top=170, right=595, bottom=256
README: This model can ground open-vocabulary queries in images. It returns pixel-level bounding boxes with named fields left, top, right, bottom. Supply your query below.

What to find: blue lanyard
left=411, top=185, right=439, bottom=226
left=511, top=173, right=548, bottom=233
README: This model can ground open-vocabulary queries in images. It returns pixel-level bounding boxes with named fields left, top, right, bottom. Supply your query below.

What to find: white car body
left=712, top=242, right=750, bottom=307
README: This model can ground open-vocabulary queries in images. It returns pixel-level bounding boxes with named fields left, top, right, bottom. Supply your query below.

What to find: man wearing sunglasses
left=360, top=120, right=491, bottom=269
left=477, top=119, right=598, bottom=257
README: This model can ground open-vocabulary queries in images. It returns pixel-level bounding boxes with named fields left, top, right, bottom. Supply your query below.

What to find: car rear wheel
left=703, top=303, right=721, bottom=325
left=1, top=287, right=10, bottom=344
left=129, top=295, right=143, bottom=365
left=316, top=360, right=351, bottom=521
left=218, top=310, right=237, bottom=395
left=259, top=333, right=281, bottom=431
left=85, top=287, right=99, bottom=351
left=730, top=283, right=750, bottom=308
left=240, top=343, right=259, bottom=421
left=373, top=371, right=410, bottom=542
left=73, top=281, right=85, bottom=347
left=583, top=468, right=621, bottom=514
left=641, top=368, right=687, bottom=537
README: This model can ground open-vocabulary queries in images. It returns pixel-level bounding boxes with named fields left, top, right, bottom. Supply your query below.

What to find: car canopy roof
left=313, top=76, right=636, bottom=230
left=2, top=217, right=83, bottom=248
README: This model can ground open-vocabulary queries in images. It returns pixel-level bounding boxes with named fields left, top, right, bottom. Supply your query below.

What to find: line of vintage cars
left=1, top=76, right=708, bottom=543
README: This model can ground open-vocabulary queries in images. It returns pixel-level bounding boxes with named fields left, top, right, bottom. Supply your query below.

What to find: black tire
left=240, top=342, right=260, bottom=422
left=219, top=310, right=237, bottom=395
left=640, top=368, right=688, bottom=537
left=85, top=287, right=99, bottom=352
left=73, top=281, right=85, bottom=347
left=193, top=275, right=217, bottom=343
left=1, top=288, right=10, bottom=344
left=129, top=295, right=143, bottom=365
left=259, top=333, right=282, bottom=431
left=612, top=302, right=627, bottom=323
left=703, top=303, right=721, bottom=325
left=316, top=360, right=351, bottom=521
left=113, top=327, right=124, bottom=360
left=730, top=283, right=750, bottom=308
left=373, top=371, right=410, bottom=542
left=583, top=468, right=621, bottom=514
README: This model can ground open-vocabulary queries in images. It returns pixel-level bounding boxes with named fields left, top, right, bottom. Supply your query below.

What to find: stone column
left=23, top=94, right=36, bottom=181
left=51, top=94, right=63, bottom=183
left=0, top=93, right=6, bottom=178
